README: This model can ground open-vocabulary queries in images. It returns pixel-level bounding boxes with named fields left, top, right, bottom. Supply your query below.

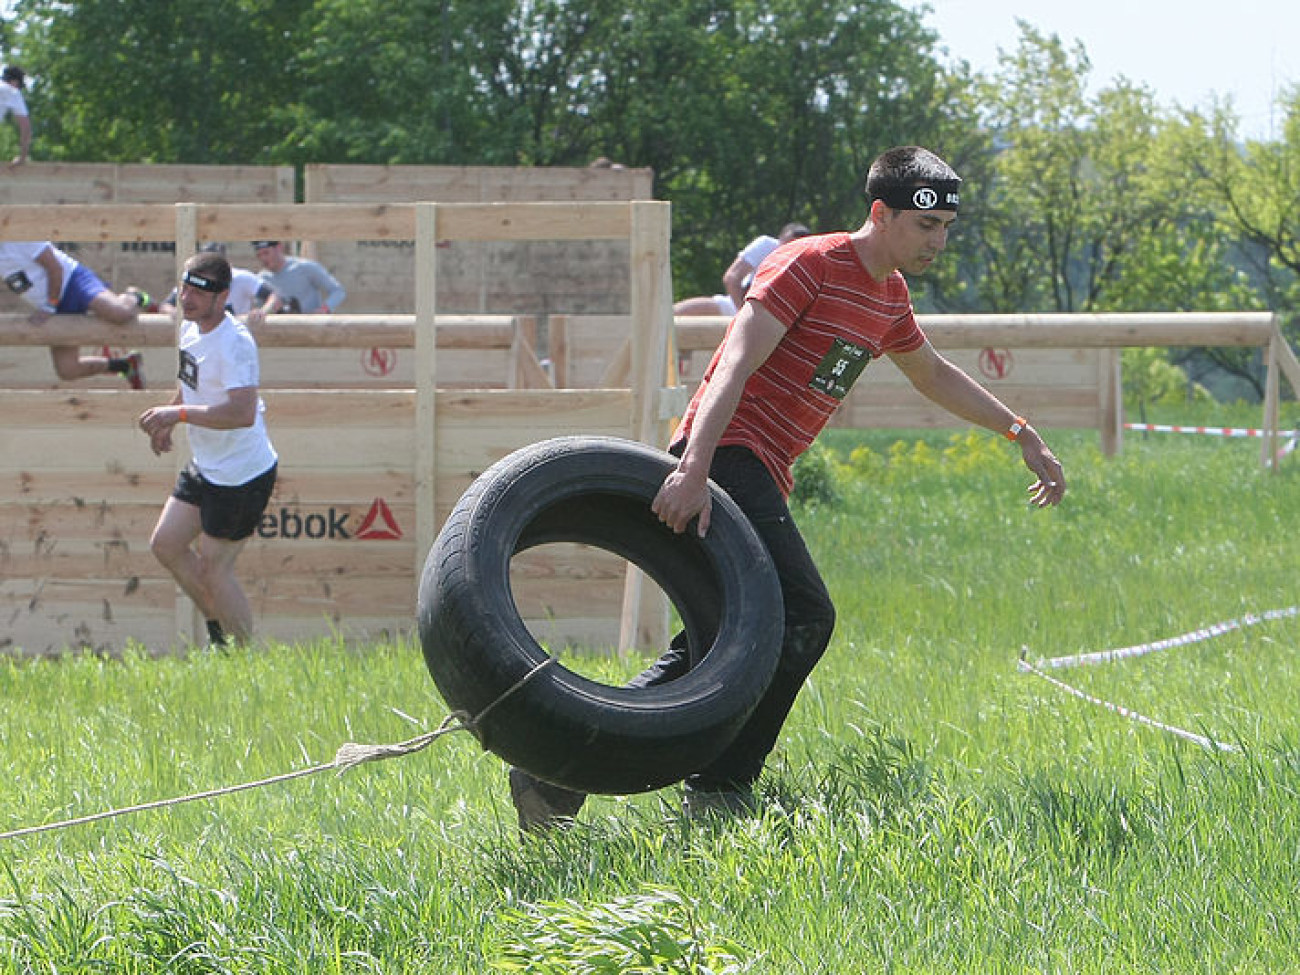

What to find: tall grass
left=2, top=414, right=1298, bottom=972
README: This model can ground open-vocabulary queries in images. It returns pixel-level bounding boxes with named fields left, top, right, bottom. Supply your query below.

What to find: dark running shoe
left=123, top=351, right=145, bottom=390
left=508, top=767, right=586, bottom=832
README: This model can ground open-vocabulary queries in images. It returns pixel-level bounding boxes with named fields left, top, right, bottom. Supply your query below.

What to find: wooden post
left=414, top=203, right=439, bottom=579
left=300, top=166, right=320, bottom=262
left=172, top=204, right=201, bottom=644
left=1262, top=330, right=1281, bottom=470
left=1099, top=347, right=1123, bottom=456
left=618, top=202, right=675, bottom=652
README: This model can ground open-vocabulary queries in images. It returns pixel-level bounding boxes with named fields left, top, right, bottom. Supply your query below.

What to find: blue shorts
left=55, top=264, right=110, bottom=315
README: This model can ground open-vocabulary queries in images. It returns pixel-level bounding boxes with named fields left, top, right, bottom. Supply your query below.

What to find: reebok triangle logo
left=355, top=498, right=403, bottom=540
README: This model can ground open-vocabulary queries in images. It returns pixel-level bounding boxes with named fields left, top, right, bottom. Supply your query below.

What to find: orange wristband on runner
left=1004, top=416, right=1027, bottom=441
left=178, top=406, right=188, bottom=423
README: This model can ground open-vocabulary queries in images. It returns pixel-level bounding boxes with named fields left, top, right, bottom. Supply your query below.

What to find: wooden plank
left=257, top=348, right=515, bottom=388
left=0, top=424, right=160, bottom=473
left=0, top=313, right=524, bottom=348
left=303, top=163, right=653, bottom=204
left=0, top=501, right=162, bottom=539
left=917, top=313, right=1274, bottom=348
left=434, top=202, right=633, bottom=242
left=0, top=470, right=173, bottom=505
left=261, top=388, right=416, bottom=422
left=414, top=204, right=439, bottom=578
left=0, top=163, right=119, bottom=204
left=112, top=164, right=295, bottom=204
left=0, top=163, right=293, bottom=205
left=2, top=576, right=176, bottom=609
left=0, top=201, right=640, bottom=246
left=0, top=204, right=179, bottom=242
left=0, top=387, right=170, bottom=426
left=198, top=204, right=416, bottom=242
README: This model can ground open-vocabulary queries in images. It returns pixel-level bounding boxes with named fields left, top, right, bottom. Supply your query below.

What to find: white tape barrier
left=1031, top=607, right=1300, bottom=671
left=1124, top=423, right=1298, bottom=438
left=1018, top=607, right=1298, bottom=751
left=1017, top=654, right=1237, bottom=752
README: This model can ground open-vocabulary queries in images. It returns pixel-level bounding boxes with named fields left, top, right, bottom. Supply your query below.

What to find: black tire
left=417, top=436, right=783, bottom=794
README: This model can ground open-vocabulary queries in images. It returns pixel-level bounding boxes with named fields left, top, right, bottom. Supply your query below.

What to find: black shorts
left=173, top=462, right=278, bottom=541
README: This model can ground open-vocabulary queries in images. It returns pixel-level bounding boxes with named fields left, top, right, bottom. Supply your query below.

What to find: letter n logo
left=355, top=498, right=403, bottom=540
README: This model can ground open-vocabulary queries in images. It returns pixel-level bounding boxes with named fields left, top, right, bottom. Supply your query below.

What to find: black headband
left=182, top=269, right=228, bottom=293
left=871, top=181, right=961, bottom=212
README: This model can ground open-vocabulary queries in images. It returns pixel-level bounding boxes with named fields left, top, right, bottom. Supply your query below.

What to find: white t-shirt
left=228, top=267, right=268, bottom=316
left=177, top=313, right=277, bottom=485
left=736, top=235, right=781, bottom=285
left=0, top=241, right=77, bottom=308
left=711, top=235, right=782, bottom=315
left=0, top=85, right=28, bottom=119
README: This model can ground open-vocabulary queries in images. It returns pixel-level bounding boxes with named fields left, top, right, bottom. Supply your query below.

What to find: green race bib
left=808, top=337, right=872, bottom=400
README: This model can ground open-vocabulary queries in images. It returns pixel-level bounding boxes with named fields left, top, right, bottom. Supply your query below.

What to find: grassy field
left=2, top=409, right=1298, bottom=973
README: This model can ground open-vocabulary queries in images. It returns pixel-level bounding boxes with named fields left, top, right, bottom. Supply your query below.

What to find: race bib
left=178, top=349, right=199, bottom=390
left=808, top=337, right=872, bottom=399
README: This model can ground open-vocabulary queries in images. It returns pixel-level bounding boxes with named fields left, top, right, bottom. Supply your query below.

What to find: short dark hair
left=2, top=66, right=25, bottom=87
left=865, top=146, right=960, bottom=205
left=183, top=250, right=233, bottom=293
left=779, top=222, right=812, bottom=242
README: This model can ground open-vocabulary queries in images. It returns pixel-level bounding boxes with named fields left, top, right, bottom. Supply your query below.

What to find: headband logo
left=913, top=187, right=938, bottom=209
left=182, top=270, right=224, bottom=293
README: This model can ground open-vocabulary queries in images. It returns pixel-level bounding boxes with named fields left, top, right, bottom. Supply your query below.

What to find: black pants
left=628, top=445, right=836, bottom=790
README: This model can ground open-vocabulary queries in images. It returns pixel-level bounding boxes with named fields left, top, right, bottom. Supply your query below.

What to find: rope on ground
left=1018, top=651, right=1237, bottom=753
left=1030, top=606, right=1299, bottom=671
left=0, top=657, right=556, bottom=842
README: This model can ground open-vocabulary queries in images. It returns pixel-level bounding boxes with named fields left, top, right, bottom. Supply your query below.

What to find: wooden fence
left=301, top=164, right=655, bottom=315
left=550, top=311, right=1300, bottom=463
left=0, top=163, right=653, bottom=320
left=0, top=201, right=676, bottom=657
left=0, top=313, right=551, bottom=391
left=0, top=163, right=293, bottom=301
left=4, top=194, right=1298, bottom=658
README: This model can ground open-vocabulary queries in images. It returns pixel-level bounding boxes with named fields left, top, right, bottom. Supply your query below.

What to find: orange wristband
left=1004, top=416, right=1027, bottom=441
left=178, top=406, right=188, bottom=423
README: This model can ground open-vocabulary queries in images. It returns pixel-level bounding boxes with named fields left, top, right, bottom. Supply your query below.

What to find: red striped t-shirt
left=673, top=232, right=926, bottom=495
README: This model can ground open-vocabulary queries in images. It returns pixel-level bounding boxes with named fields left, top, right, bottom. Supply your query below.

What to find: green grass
left=2, top=412, right=1299, bottom=973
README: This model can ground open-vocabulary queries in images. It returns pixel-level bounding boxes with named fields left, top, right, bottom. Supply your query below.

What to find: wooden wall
left=0, top=163, right=293, bottom=301
left=302, top=164, right=655, bottom=315
left=0, top=162, right=653, bottom=320
left=0, top=200, right=676, bottom=658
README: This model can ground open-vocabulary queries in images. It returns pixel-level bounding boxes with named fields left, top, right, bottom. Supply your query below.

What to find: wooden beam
left=414, top=203, right=439, bottom=580
left=918, top=313, right=1275, bottom=348
left=0, top=200, right=638, bottom=244
left=0, top=313, right=522, bottom=349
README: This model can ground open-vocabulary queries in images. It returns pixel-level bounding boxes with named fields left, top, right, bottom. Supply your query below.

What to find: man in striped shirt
left=510, top=145, right=1067, bottom=830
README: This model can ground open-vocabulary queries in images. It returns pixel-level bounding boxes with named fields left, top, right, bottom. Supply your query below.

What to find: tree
left=590, top=0, right=966, bottom=297
left=1193, top=88, right=1300, bottom=340
left=938, top=23, right=1241, bottom=317
left=12, top=0, right=312, bottom=163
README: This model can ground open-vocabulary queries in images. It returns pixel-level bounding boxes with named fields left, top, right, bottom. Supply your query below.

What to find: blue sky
left=917, top=0, right=1296, bottom=141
